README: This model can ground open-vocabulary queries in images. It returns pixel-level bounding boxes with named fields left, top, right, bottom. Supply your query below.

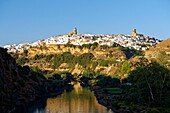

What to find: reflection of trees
left=74, top=82, right=83, bottom=94
left=43, top=83, right=109, bottom=113
left=27, top=98, right=47, bottom=113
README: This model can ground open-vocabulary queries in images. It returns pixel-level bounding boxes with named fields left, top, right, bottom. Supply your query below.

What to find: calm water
left=28, top=83, right=113, bottom=113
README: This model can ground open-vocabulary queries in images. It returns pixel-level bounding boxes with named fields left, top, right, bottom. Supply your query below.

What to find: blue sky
left=0, top=0, right=170, bottom=46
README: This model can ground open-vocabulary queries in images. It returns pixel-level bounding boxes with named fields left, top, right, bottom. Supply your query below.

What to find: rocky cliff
left=14, top=44, right=127, bottom=76
left=27, top=44, right=126, bottom=59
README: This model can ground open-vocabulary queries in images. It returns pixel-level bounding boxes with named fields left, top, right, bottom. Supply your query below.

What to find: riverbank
left=79, top=76, right=129, bottom=113
left=90, top=85, right=130, bottom=113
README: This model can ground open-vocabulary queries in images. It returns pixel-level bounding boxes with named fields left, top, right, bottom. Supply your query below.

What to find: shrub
left=98, top=59, right=116, bottom=67
left=33, top=54, right=44, bottom=60
left=75, top=53, right=94, bottom=66
left=16, top=57, right=29, bottom=65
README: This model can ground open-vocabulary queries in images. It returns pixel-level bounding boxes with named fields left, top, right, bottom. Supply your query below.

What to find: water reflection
left=28, top=83, right=113, bottom=113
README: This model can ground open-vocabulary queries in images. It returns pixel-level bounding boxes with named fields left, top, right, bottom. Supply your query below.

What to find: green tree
left=118, top=45, right=124, bottom=50
left=51, top=55, right=58, bottom=71
left=23, top=49, right=28, bottom=56
left=157, top=51, right=168, bottom=66
left=45, top=54, right=54, bottom=62
left=121, top=61, right=131, bottom=76
left=93, top=42, right=98, bottom=47
left=96, top=75, right=120, bottom=88
left=75, top=53, right=94, bottom=67
left=16, top=57, right=29, bottom=65
left=127, top=62, right=170, bottom=106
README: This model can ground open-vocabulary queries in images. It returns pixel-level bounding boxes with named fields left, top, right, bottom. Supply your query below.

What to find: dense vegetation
left=0, top=48, right=74, bottom=113
left=124, top=60, right=170, bottom=112
left=16, top=51, right=121, bottom=76
left=11, top=43, right=170, bottom=112
left=89, top=55, right=170, bottom=112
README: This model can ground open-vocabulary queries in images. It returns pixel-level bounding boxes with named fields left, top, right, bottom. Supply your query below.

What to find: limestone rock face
left=27, top=44, right=91, bottom=57
left=95, top=65, right=118, bottom=76
left=27, top=44, right=126, bottom=60
left=58, top=63, right=70, bottom=72
left=72, top=64, right=83, bottom=75
left=14, top=44, right=127, bottom=76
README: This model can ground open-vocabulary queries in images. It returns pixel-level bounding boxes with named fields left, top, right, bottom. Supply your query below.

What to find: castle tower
left=73, top=27, right=77, bottom=35
left=132, top=29, right=137, bottom=37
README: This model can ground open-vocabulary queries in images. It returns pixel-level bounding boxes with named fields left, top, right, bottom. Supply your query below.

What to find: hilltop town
left=4, top=28, right=162, bottom=53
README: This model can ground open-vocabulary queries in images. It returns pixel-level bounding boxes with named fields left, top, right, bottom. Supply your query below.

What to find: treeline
left=64, top=42, right=119, bottom=50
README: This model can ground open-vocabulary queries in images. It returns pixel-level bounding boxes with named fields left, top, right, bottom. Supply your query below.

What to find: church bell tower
left=73, top=27, right=77, bottom=35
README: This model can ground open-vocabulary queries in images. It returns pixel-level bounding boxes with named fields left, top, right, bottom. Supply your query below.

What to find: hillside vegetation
left=145, top=38, right=170, bottom=58
left=13, top=43, right=138, bottom=78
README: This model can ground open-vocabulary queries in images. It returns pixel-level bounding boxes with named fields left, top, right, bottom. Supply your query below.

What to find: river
left=28, top=82, right=113, bottom=113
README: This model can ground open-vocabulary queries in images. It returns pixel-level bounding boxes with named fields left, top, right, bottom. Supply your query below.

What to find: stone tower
left=74, top=27, right=77, bottom=35
left=132, top=29, right=137, bottom=37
